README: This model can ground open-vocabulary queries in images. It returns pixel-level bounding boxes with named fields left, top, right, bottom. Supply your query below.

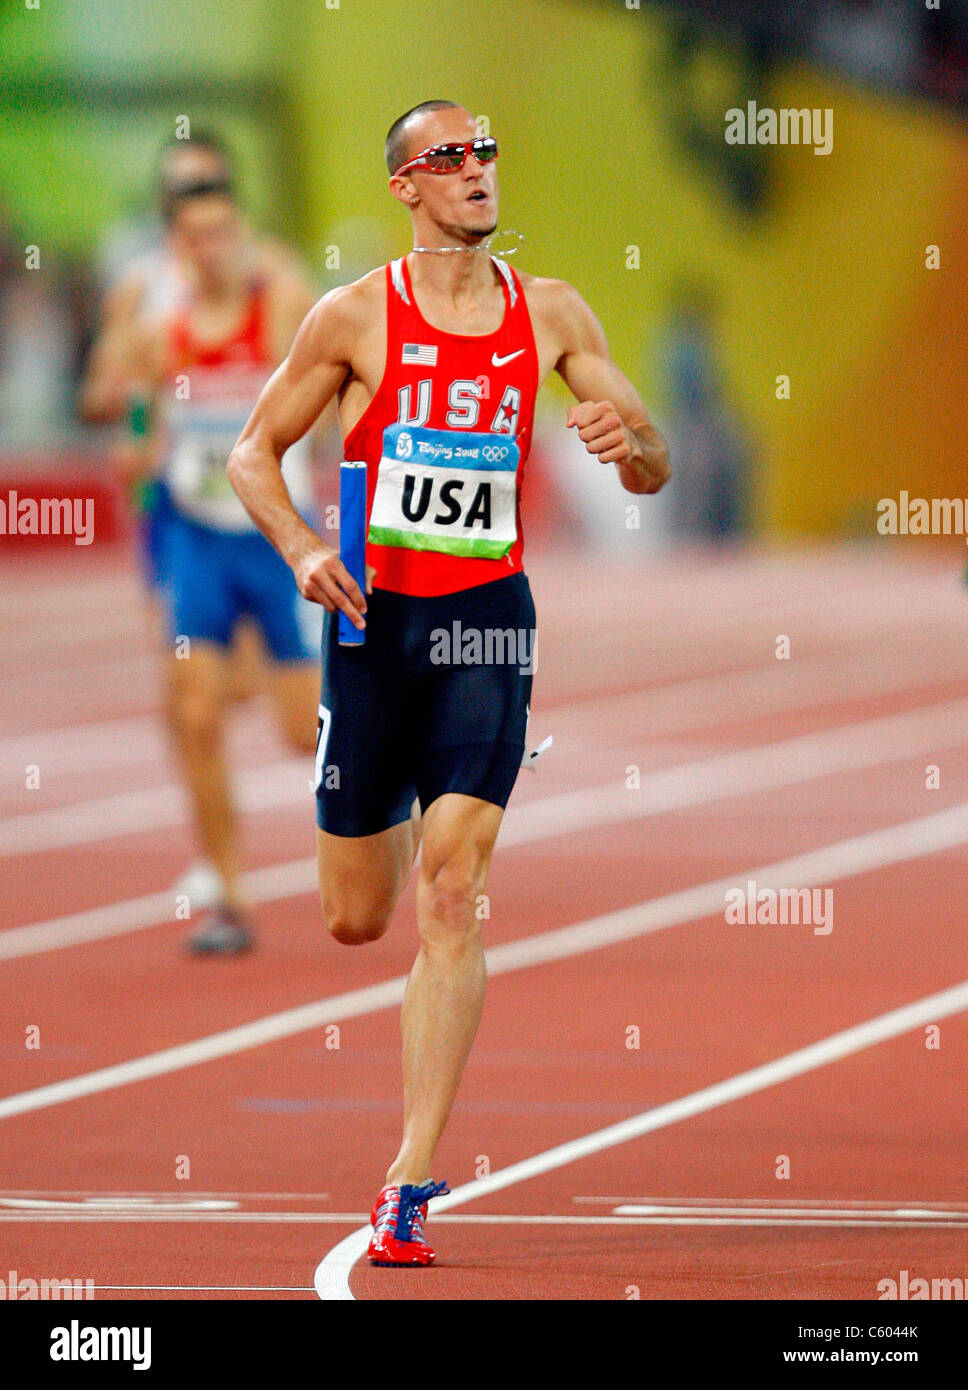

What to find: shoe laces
left=375, top=1180, right=450, bottom=1243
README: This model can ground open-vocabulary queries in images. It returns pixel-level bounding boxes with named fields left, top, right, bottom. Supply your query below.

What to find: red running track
left=1, top=539, right=967, bottom=1299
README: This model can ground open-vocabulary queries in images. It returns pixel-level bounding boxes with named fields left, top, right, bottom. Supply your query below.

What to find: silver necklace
left=410, top=231, right=524, bottom=257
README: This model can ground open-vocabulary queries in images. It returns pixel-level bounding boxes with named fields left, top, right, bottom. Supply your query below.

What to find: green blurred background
left=1, top=0, right=966, bottom=541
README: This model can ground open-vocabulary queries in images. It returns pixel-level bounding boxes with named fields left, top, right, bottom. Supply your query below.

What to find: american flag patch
left=402, top=343, right=438, bottom=367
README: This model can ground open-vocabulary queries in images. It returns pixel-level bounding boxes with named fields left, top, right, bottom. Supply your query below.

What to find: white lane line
left=0, top=976, right=406, bottom=1120
left=5, top=624, right=967, bottom=816
left=29, top=1190, right=960, bottom=1219
left=0, top=563, right=906, bottom=672
left=2, top=798, right=967, bottom=1123
left=0, top=1196, right=236, bottom=1210
left=511, top=695, right=968, bottom=849
left=0, top=716, right=161, bottom=780
left=2, top=548, right=962, bottom=779
left=1, top=621, right=959, bottom=790
left=0, top=1212, right=963, bottom=1229
left=0, top=759, right=306, bottom=858
left=0, top=652, right=149, bottom=699
left=560, top=638, right=968, bottom=739
left=0, top=574, right=140, bottom=617
left=513, top=1218, right=968, bottom=1228
left=0, top=857, right=318, bottom=961
left=610, top=1203, right=967, bottom=1220
left=4, top=694, right=967, bottom=960
left=572, top=1195, right=968, bottom=1211
left=93, top=1285, right=316, bottom=1293
left=3, top=609, right=145, bottom=658
left=0, top=1188, right=332, bottom=1201
left=0, top=712, right=274, bottom=788
left=314, top=975, right=968, bottom=1299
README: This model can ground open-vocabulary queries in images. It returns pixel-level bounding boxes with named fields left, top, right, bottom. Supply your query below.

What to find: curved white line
left=313, top=976, right=968, bottom=1299
left=313, top=1227, right=372, bottom=1300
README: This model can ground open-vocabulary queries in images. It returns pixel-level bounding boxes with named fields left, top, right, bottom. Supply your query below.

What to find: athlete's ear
left=389, top=174, right=419, bottom=210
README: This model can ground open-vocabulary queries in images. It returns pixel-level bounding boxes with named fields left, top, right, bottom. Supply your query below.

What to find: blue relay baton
left=338, top=460, right=367, bottom=647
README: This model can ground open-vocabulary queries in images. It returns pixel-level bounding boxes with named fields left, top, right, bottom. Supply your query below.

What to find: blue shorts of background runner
left=166, top=507, right=320, bottom=662
left=135, top=478, right=176, bottom=593
left=315, top=571, right=535, bottom=838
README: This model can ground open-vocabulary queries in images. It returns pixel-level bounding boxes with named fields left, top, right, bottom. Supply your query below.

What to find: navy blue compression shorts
left=315, top=571, right=535, bottom=838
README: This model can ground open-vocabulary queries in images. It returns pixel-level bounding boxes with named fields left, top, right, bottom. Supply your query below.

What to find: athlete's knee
left=321, top=896, right=393, bottom=946
left=284, top=722, right=317, bottom=757
left=171, top=684, right=219, bottom=745
left=418, top=857, right=484, bottom=943
left=271, top=670, right=319, bottom=754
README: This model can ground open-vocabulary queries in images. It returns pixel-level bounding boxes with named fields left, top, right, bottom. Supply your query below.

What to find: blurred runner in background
left=82, top=133, right=322, bottom=953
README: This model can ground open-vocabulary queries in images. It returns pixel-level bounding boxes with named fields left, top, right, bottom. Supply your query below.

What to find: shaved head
left=385, top=100, right=462, bottom=174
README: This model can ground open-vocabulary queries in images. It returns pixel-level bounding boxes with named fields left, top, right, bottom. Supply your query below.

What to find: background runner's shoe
left=367, top=1180, right=450, bottom=1267
left=186, top=905, right=254, bottom=956
left=172, top=859, right=225, bottom=911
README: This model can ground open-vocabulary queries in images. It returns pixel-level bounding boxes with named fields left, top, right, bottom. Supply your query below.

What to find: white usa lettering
left=397, top=378, right=519, bottom=433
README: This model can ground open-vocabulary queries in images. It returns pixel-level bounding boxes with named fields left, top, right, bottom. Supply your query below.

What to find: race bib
left=168, top=423, right=241, bottom=505
left=164, top=362, right=274, bottom=531
left=368, top=424, right=519, bottom=559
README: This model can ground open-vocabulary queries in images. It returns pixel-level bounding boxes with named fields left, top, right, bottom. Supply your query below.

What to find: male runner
left=82, top=131, right=306, bottom=425
left=81, top=132, right=314, bottom=913
left=125, top=162, right=322, bottom=954
left=228, top=101, right=670, bottom=1263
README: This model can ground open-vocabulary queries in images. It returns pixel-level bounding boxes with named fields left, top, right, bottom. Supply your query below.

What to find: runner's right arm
left=106, top=311, right=164, bottom=489
left=227, top=286, right=370, bottom=630
left=79, top=273, right=147, bottom=424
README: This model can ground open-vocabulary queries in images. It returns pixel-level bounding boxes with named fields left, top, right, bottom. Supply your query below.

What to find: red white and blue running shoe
left=367, top=1180, right=450, bottom=1267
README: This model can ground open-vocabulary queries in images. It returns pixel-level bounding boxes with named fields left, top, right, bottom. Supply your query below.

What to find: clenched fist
left=566, top=399, right=634, bottom=467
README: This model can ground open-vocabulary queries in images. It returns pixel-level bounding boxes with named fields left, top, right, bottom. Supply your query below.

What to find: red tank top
left=344, top=255, right=539, bottom=597
left=163, top=281, right=311, bottom=529
left=167, top=278, right=272, bottom=374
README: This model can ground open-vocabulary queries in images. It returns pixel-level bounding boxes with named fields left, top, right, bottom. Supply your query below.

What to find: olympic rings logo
left=481, top=445, right=509, bottom=463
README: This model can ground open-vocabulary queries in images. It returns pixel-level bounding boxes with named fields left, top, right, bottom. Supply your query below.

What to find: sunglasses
left=163, top=176, right=236, bottom=222
left=394, top=136, right=499, bottom=177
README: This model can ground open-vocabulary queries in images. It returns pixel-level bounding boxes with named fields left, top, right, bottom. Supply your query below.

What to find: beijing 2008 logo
left=396, top=432, right=413, bottom=459
left=482, top=445, right=509, bottom=463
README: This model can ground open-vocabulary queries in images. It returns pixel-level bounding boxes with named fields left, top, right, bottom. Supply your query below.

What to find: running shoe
left=367, top=1180, right=450, bottom=1267
left=186, top=904, right=254, bottom=956
left=172, top=859, right=226, bottom=911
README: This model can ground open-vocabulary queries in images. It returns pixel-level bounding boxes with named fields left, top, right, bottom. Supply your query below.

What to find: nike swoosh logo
left=491, top=349, right=525, bottom=368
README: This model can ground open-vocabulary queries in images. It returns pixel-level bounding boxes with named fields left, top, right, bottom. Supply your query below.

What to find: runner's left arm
left=552, top=283, right=670, bottom=496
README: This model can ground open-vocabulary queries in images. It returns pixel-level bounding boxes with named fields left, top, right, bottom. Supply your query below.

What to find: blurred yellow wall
left=6, top=0, right=962, bottom=534
left=291, top=0, right=967, bottom=536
